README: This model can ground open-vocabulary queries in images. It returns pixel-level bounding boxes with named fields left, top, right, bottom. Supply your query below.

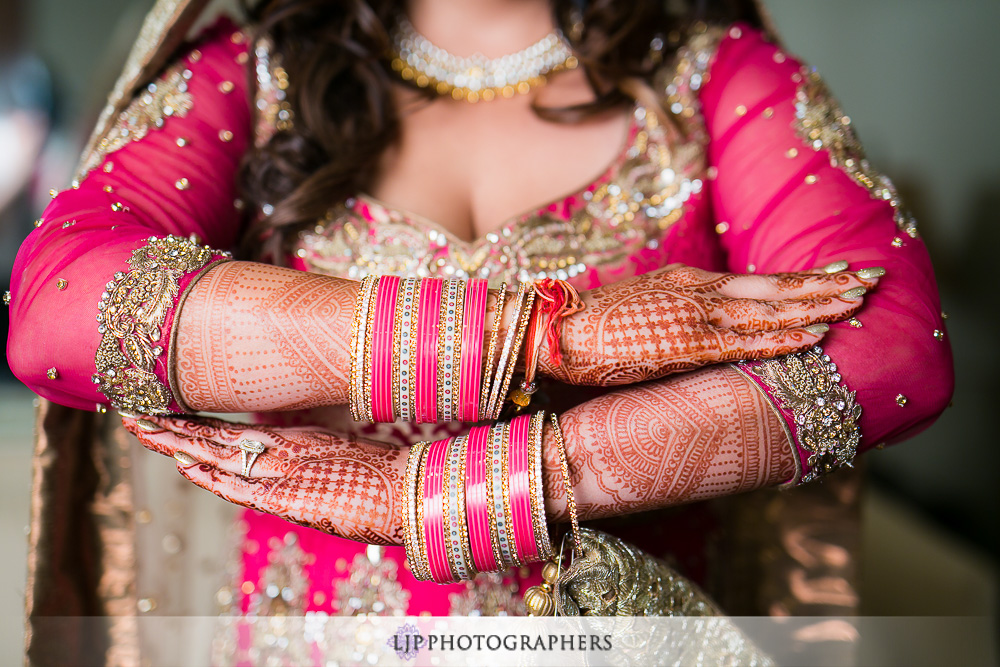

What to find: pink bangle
left=438, top=280, right=462, bottom=422
left=459, top=279, right=488, bottom=422
left=416, top=278, right=443, bottom=424
left=507, top=412, right=537, bottom=563
left=370, top=276, right=400, bottom=423
left=464, top=424, right=497, bottom=573
left=396, top=278, right=420, bottom=423
left=422, top=437, right=452, bottom=583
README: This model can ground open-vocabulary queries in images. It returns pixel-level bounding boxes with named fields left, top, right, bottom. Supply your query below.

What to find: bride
left=8, top=0, right=952, bottom=662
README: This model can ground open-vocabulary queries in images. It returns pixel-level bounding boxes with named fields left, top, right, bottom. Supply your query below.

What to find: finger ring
left=237, top=439, right=266, bottom=477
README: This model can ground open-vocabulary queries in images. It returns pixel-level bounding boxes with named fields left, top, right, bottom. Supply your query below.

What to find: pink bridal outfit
left=9, top=12, right=952, bottom=665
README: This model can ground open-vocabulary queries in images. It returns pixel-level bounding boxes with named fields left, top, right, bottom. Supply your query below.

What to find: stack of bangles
left=403, top=410, right=573, bottom=582
left=349, top=276, right=582, bottom=422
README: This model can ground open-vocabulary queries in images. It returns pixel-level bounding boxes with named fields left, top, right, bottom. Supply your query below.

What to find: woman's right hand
left=539, top=262, right=882, bottom=386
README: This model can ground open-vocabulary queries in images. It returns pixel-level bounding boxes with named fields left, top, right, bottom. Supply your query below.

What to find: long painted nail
left=118, top=409, right=141, bottom=419
left=822, top=260, right=849, bottom=274
left=136, top=419, right=159, bottom=432
left=856, top=267, right=886, bottom=280
left=841, top=287, right=867, bottom=299
left=173, top=451, right=197, bottom=466
left=805, top=323, right=830, bottom=334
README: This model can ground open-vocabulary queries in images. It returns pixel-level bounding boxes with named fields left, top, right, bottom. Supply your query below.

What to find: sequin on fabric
left=79, top=63, right=194, bottom=178
left=93, top=235, right=221, bottom=413
left=253, top=37, right=293, bottom=147
left=794, top=68, right=919, bottom=238
left=739, top=346, right=861, bottom=483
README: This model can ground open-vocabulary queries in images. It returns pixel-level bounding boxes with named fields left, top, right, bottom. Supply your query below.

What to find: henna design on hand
left=540, top=265, right=870, bottom=386
left=540, top=364, right=796, bottom=521
left=125, top=416, right=407, bottom=545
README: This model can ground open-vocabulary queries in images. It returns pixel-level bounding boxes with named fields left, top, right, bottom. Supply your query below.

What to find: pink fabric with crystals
left=700, top=26, right=953, bottom=476
left=6, top=18, right=953, bottom=616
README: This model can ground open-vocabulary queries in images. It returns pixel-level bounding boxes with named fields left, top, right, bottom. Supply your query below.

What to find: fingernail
left=173, top=451, right=197, bottom=466
left=136, top=419, right=159, bottom=432
left=840, top=287, right=867, bottom=299
left=856, top=267, right=886, bottom=280
left=118, top=409, right=141, bottom=419
left=805, top=323, right=830, bottom=334
left=822, top=260, right=849, bottom=274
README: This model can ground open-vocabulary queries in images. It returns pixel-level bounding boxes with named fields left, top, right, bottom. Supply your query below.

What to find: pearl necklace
left=390, top=17, right=578, bottom=103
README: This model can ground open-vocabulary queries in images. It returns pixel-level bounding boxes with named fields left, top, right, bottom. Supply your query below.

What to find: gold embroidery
left=333, top=545, right=411, bottom=615
left=253, top=37, right=293, bottom=147
left=794, top=68, right=919, bottom=238
left=93, top=235, right=220, bottom=414
left=79, top=63, right=194, bottom=178
left=740, top=346, right=861, bottom=483
left=660, top=26, right=725, bottom=142
left=448, top=571, right=527, bottom=616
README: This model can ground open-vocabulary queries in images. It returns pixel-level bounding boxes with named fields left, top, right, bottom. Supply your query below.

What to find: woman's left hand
left=121, top=414, right=406, bottom=545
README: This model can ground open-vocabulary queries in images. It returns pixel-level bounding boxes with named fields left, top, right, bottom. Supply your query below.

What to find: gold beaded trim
left=738, top=346, right=861, bottom=484
left=93, top=235, right=223, bottom=414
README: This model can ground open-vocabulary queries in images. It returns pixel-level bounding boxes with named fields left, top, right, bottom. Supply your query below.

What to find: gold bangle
left=350, top=276, right=377, bottom=421
left=493, top=287, right=536, bottom=420
left=486, top=283, right=529, bottom=420
left=480, top=284, right=507, bottom=420
left=499, top=420, right=523, bottom=567
left=390, top=279, right=406, bottom=422
left=403, top=440, right=431, bottom=580
left=549, top=412, right=581, bottom=554
left=362, top=277, right=380, bottom=423
left=527, top=410, right=553, bottom=560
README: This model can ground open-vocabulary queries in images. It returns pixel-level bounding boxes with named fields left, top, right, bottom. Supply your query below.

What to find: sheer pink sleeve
left=700, top=25, right=953, bottom=483
left=6, top=18, right=251, bottom=414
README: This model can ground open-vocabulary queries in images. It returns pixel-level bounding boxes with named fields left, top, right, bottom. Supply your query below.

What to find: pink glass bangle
left=507, top=412, right=537, bottom=563
left=459, top=279, right=488, bottom=422
left=422, top=437, right=452, bottom=583
left=370, top=276, right=400, bottom=423
left=464, top=424, right=497, bottom=573
left=396, top=278, right=420, bottom=423
left=416, top=278, right=443, bottom=424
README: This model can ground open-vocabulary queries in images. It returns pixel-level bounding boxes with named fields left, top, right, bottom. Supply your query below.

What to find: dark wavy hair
left=239, top=0, right=764, bottom=256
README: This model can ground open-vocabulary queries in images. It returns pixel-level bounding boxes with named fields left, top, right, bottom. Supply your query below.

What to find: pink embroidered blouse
left=6, top=18, right=953, bottom=618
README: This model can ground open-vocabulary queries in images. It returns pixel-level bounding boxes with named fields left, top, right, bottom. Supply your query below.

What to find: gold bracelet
left=549, top=412, right=581, bottom=554
left=350, top=276, right=377, bottom=421
left=480, top=284, right=507, bottom=420
left=390, top=278, right=407, bottom=423
left=403, top=440, right=431, bottom=581
left=527, top=410, right=554, bottom=560
left=486, top=282, right=529, bottom=420
left=492, top=287, right=536, bottom=420
left=449, top=279, right=466, bottom=421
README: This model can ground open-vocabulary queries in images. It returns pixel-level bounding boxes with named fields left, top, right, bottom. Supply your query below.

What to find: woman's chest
left=288, top=103, right=724, bottom=290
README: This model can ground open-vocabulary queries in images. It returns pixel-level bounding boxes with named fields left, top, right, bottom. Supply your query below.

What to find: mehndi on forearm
left=540, top=364, right=796, bottom=522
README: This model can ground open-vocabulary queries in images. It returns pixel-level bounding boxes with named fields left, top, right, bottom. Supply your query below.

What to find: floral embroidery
left=253, top=37, right=293, bottom=147
left=739, top=346, right=861, bottom=483
left=333, top=546, right=411, bottom=615
left=79, top=63, right=194, bottom=178
left=93, top=235, right=222, bottom=413
left=448, top=571, right=527, bottom=616
left=794, top=68, right=919, bottom=238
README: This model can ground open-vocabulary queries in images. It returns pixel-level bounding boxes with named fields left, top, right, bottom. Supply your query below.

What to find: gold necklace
left=390, top=17, right=578, bottom=103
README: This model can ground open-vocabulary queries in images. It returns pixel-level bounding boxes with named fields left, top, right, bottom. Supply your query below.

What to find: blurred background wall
left=1, top=0, right=997, bottom=663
